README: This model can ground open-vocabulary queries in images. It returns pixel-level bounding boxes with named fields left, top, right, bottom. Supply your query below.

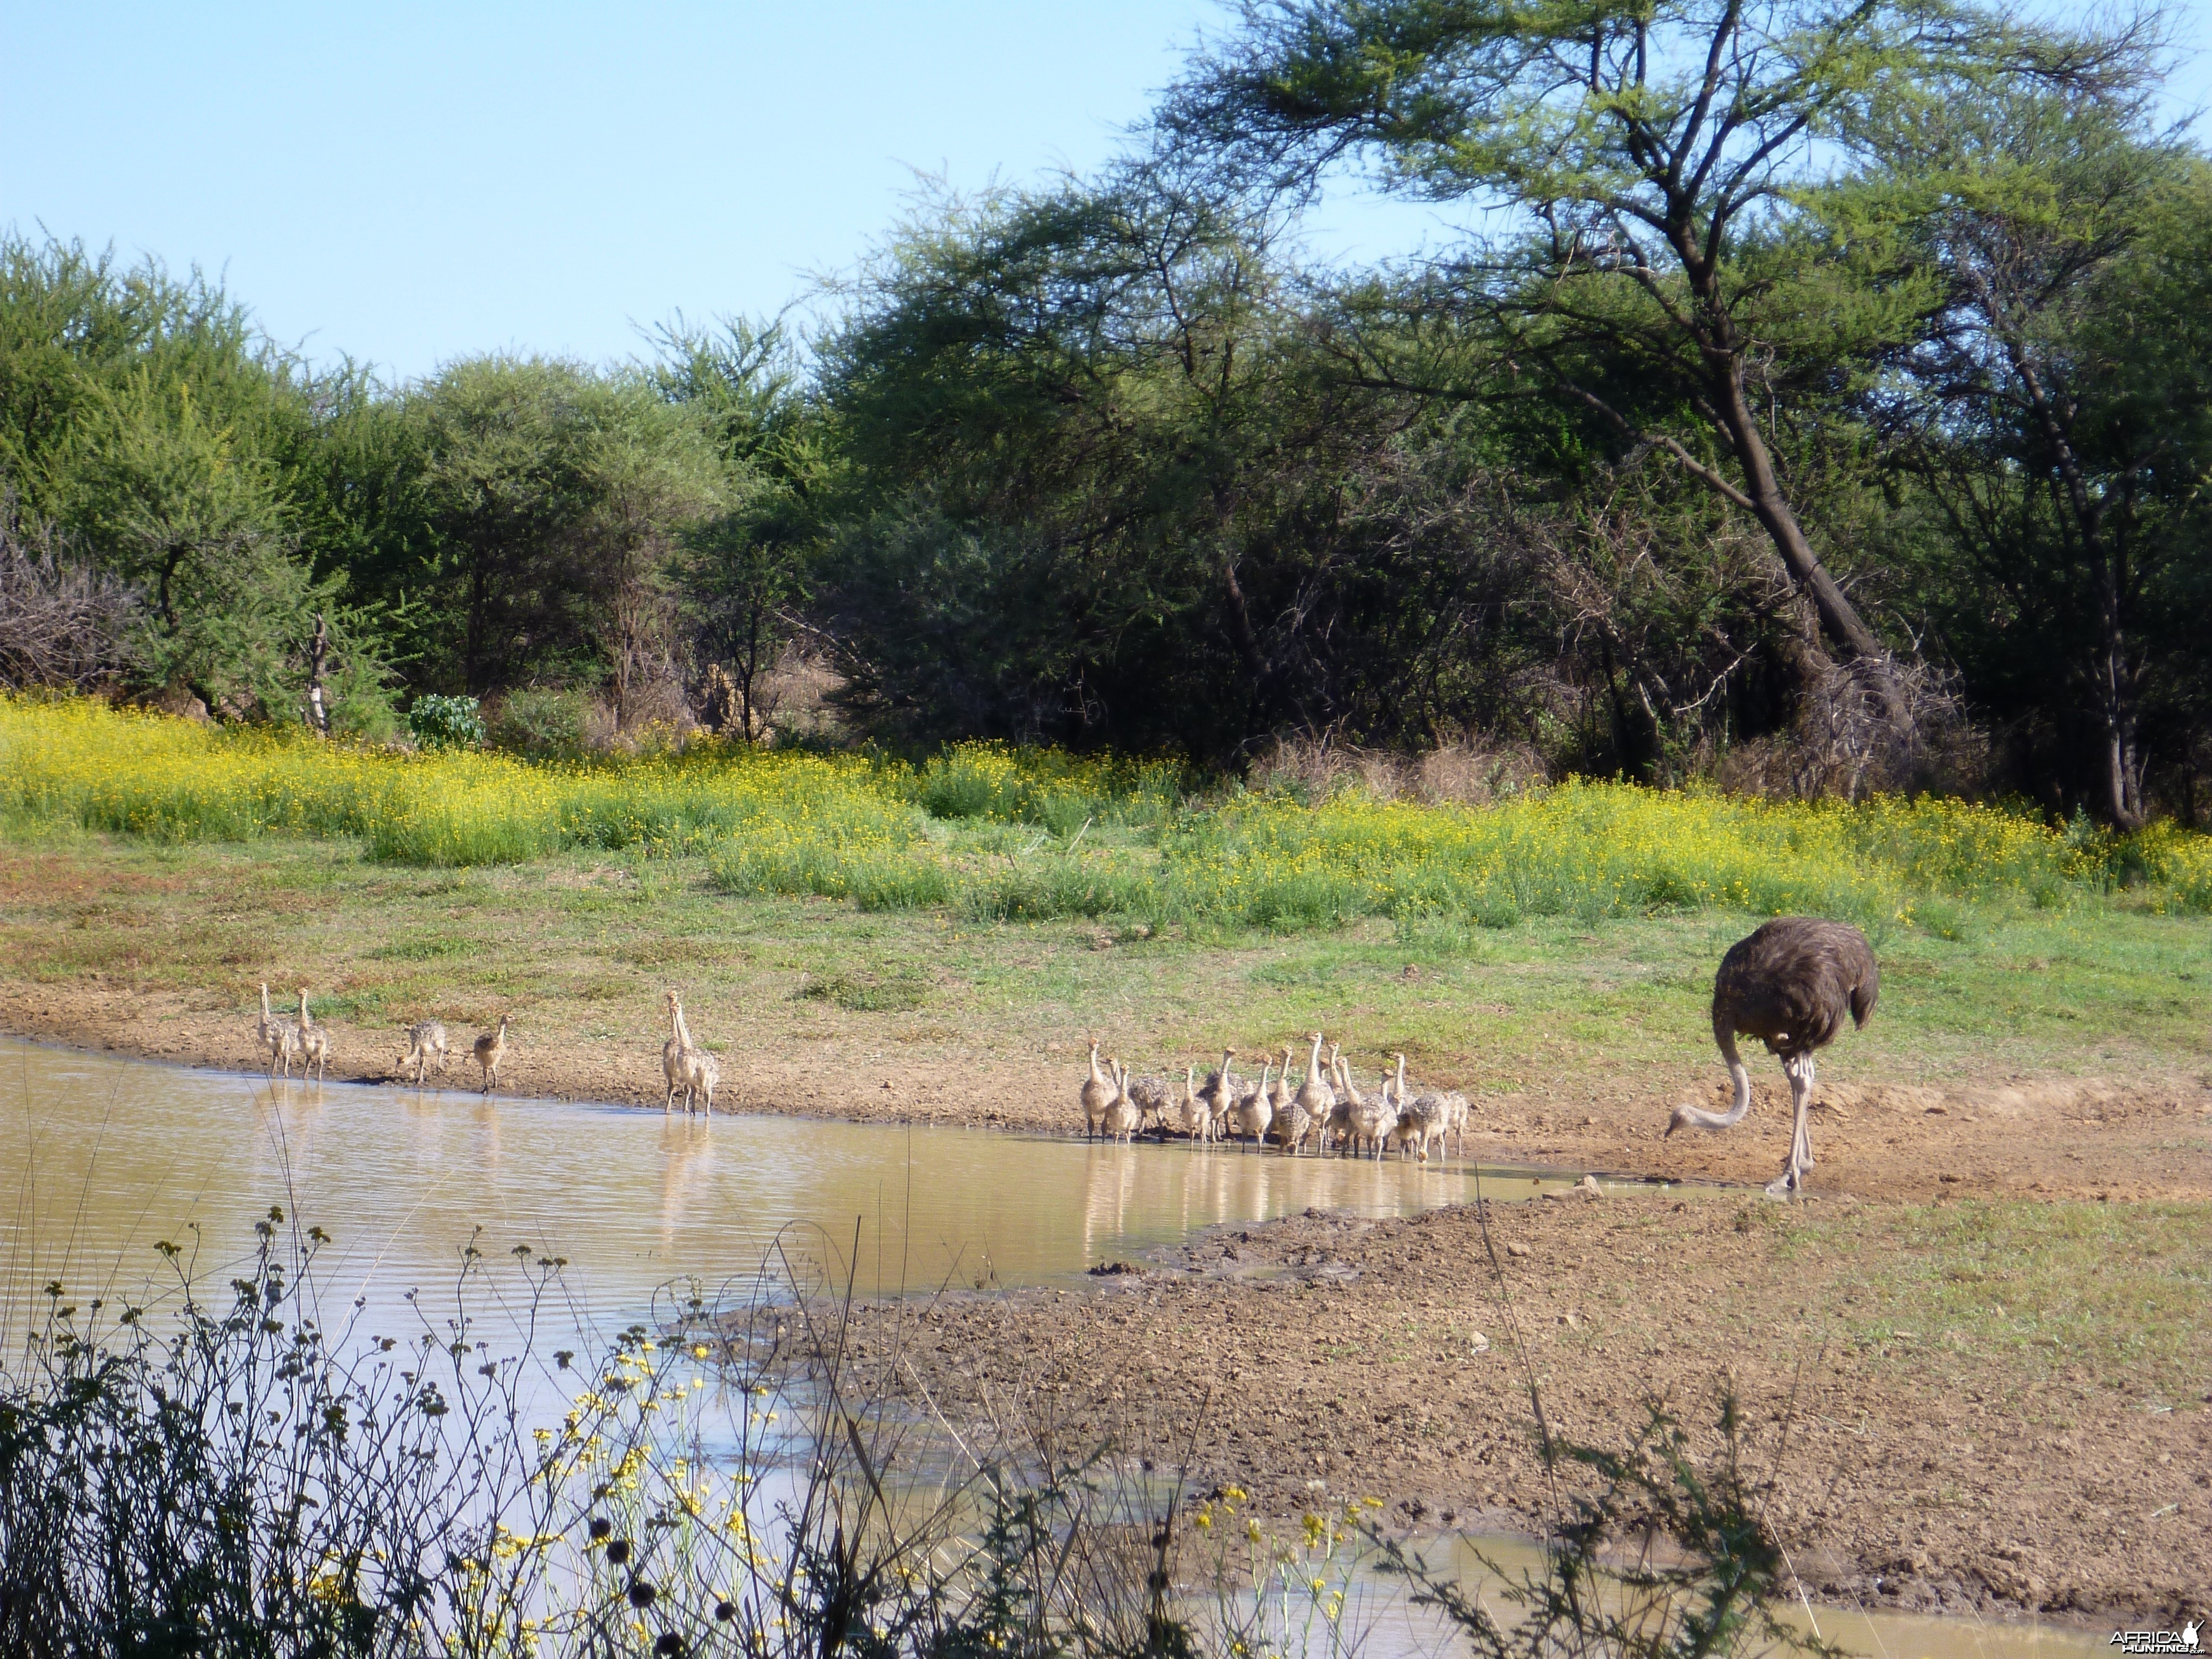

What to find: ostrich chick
left=1670, top=916, right=1878, bottom=1200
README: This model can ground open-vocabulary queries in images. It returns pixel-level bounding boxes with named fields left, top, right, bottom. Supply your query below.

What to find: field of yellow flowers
left=6, top=694, right=2208, bottom=931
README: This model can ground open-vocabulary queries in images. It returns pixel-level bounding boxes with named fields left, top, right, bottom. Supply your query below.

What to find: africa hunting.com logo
left=2110, top=1620, right=2199, bottom=1655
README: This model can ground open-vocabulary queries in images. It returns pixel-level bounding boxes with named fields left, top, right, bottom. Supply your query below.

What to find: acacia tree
left=1860, top=80, right=2206, bottom=825
left=652, top=316, right=820, bottom=741
left=57, top=371, right=322, bottom=714
left=815, top=168, right=1323, bottom=748
left=1165, top=0, right=2129, bottom=724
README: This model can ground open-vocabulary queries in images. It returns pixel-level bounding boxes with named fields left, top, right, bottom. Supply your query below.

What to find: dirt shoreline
left=3, top=983, right=2205, bottom=1206
left=824, top=1195, right=2205, bottom=1624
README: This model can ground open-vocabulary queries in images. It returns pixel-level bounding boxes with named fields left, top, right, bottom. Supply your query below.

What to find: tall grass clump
left=6, top=695, right=2209, bottom=926
left=902, top=742, right=1186, bottom=835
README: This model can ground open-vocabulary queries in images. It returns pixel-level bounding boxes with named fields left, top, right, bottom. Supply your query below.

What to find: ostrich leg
left=1767, top=1052, right=1813, bottom=1201
left=1798, top=1056, right=1818, bottom=1173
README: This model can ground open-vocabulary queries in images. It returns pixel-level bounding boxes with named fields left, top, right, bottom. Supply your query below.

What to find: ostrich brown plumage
left=1668, top=916, right=1879, bottom=1199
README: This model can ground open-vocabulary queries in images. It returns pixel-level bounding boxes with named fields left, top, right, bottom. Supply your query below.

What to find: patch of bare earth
left=826, top=1194, right=2206, bottom=1624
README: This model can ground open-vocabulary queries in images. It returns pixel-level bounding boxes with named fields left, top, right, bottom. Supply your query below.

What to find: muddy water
left=1352, top=1535, right=2107, bottom=1659
left=0, top=1036, right=1606, bottom=1344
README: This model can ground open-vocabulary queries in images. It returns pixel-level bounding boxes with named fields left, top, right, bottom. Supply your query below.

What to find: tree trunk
left=1220, top=557, right=1274, bottom=715
left=2094, top=562, right=2145, bottom=830
left=2010, top=345, right=2145, bottom=829
left=1712, top=375, right=1908, bottom=726
left=305, top=612, right=330, bottom=737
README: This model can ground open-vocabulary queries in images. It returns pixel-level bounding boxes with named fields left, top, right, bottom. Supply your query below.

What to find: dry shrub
left=142, top=682, right=212, bottom=724
left=0, top=505, right=139, bottom=693
left=1717, top=656, right=1989, bottom=802
left=1250, top=731, right=1548, bottom=806
left=695, top=646, right=846, bottom=747
left=1415, top=738, right=1552, bottom=805
left=755, top=644, right=848, bottom=744
left=613, top=671, right=695, bottom=737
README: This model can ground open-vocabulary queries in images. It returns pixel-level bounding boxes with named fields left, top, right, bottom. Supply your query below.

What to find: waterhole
left=0, top=1036, right=1611, bottom=1340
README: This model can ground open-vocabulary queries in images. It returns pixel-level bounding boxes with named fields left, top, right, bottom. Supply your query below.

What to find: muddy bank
left=826, top=1193, right=2206, bottom=1623
left=3, top=978, right=2204, bottom=1205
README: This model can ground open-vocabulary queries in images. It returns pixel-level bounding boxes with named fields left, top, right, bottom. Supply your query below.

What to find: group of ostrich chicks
left=248, top=915, right=1877, bottom=1201
left=1080, top=915, right=1881, bottom=1201
left=253, top=983, right=518, bottom=1096
left=249, top=987, right=716, bottom=1115
left=1082, top=1030, right=1473, bottom=1165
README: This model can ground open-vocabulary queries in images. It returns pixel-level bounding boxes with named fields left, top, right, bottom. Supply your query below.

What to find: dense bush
left=487, top=687, right=596, bottom=758
left=406, top=692, right=485, bottom=750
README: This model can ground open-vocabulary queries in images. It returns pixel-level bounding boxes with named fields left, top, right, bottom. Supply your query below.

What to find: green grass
left=3, top=822, right=2206, bottom=1093
left=1772, top=1199, right=2212, bottom=1407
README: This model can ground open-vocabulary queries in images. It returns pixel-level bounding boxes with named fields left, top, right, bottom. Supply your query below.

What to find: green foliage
left=405, top=692, right=484, bottom=749
left=8, top=4, right=2211, bottom=822
left=813, top=171, right=1556, bottom=756
left=0, top=233, right=398, bottom=722
left=1847, top=79, right=2212, bottom=823
left=391, top=357, right=733, bottom=706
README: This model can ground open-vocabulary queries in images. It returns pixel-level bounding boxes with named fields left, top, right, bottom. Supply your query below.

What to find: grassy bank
left=3, top=822, right=2208, bottom=1114
left=6, top=696, right=2210, bottom=939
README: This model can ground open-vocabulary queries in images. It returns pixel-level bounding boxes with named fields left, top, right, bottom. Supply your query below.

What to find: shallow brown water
left=1349, top=1535, right=2106, bottom=1659
left=0, top=1036, right=1617, bottom=1344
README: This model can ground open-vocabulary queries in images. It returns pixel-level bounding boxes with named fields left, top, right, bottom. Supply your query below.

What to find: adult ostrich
left=1667, top=916, right=1879, bottom=1199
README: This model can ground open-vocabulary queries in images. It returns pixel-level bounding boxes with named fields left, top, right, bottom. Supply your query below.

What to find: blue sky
left=4, top=2, right=2205, bottom=384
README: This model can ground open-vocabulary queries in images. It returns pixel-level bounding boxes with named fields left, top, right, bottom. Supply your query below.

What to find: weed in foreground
left=1379, top=1399, right=1845, bottom=1659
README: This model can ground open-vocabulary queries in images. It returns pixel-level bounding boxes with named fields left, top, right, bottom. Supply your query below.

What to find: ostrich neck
left=1681, top=1035, right=1752, bottom=1141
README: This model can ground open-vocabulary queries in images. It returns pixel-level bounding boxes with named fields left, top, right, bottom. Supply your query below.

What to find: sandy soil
left=823, top=1195, right=2206, bottom=1624
left=2, top=979, right=2204, bottom=1206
